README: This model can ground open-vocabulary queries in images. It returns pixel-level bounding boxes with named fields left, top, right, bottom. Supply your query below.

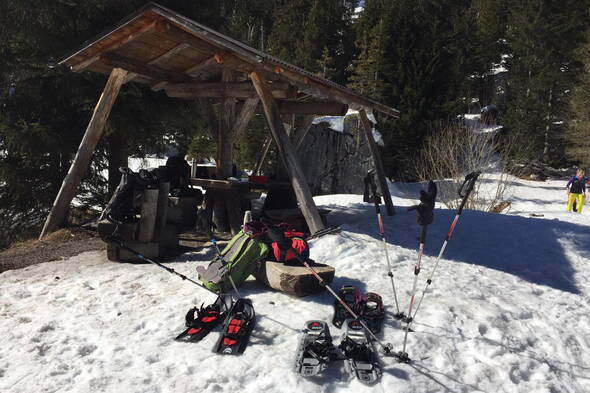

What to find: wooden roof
left=59, top=3, right=399, bottom=118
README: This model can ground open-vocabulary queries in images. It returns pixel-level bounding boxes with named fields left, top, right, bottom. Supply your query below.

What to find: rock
left=255, top=260, right=335, bottom=297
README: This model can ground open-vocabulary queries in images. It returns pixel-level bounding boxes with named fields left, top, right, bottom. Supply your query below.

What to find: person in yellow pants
left=566, top=169, right=586, bottom=213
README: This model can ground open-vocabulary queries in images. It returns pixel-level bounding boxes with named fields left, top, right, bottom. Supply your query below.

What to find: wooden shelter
left=40, top=2, right=400, bottom=239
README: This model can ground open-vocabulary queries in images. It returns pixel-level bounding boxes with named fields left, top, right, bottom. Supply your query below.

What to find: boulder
left=255, top=260, right=335, bottom=297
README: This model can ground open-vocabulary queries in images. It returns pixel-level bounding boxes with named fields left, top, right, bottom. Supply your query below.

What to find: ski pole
left=106, top=236, right=219, bottom=296
left=289, top=249, right=395, bottom=356
left=211, top=238, right=241, bottom=299
left=398, top=225, right=428, bottom=362
left=366, top=171, right=403, bottom=319
left=410, top=171, right=481, bottom=323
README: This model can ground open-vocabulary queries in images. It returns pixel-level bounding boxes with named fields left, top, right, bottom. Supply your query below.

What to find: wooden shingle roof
left=59, top=2, right=400, bottom=118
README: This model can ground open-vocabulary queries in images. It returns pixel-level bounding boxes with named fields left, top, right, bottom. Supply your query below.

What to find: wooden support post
left=359, top=110, right=395, bottom=216
left=138, top=189, right=159, bottom=242
left=157, top=182, right=170, bottom=229
left=40, top=68, right=128, bottom=239
left=250, top=71, right=325, bottom=234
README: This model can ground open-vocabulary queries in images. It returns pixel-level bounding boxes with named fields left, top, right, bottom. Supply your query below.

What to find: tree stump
left=255, top=260, right=335, bottom=297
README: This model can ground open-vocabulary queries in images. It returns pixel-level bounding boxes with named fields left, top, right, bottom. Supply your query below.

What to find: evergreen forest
left=1, top=0, right=589, bottom=247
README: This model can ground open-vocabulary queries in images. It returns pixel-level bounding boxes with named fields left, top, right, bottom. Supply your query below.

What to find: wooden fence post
left=40, top=68, right=128, bottom=239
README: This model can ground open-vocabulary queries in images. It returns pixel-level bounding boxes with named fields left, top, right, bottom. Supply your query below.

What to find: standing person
left=566, top=169, right=587, bottom=213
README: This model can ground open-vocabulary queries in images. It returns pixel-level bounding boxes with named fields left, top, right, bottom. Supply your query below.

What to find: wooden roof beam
left=71, top=21, right=156, bottom=72
left=164, top=81, right=290, bottom=99
left=151, top=55, right=218, bottom=91
left=100, top=52, right=193, bottom=83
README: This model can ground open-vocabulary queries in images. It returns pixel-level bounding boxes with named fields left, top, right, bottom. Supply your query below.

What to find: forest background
left=1, top=0, right=590, bottom=248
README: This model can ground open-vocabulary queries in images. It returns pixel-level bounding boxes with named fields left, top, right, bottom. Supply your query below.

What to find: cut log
left=255, top=260, right=335, bottom=297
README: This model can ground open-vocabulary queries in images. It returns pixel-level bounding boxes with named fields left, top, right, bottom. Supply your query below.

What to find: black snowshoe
left=175, top=295, right=232, bottom=343
left=339, top=319, right=382, bottom=385
left=214, top=298, right=255, bottom=355
left=361, top=292, right=385, bottom=334
left=295, top=320, right=336, bottom=376
left=332, top=286, right=363, bottom=328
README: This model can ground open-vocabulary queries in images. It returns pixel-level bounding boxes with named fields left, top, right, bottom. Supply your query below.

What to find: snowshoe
left=175, top=295, right=232, bottom=343
left=214, top=298, right=255, bottom=355
left=339, top=319, right=382, bottom=385
left=361, top=292, right=385, bottom=334
left=295, top=320, right=336, bottom=377
left=332, top=286, right=363, bottom=328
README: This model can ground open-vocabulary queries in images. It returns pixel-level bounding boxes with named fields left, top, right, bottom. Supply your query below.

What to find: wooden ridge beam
left=72, top=21, right=156, bottom=72
left=101, top=52, right=193, bottom=83
left=250, top=71, right=325, bottom=234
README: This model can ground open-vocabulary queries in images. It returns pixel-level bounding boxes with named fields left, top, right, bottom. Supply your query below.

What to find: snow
left=2, top=175, right=590, bottom=392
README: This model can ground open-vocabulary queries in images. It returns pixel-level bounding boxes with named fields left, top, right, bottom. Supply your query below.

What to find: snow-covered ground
left=1, top=175, right=589, bottom=393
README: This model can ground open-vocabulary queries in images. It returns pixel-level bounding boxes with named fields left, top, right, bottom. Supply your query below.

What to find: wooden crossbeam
left=101, top=52, right=193, bottom=83
left=72, top=21, right=156, bottom=72
left=232, top=98, right=259, bottom=143
left=164, top=81, right=290, bottom=99
left=151, top=55, right=218, bottom=91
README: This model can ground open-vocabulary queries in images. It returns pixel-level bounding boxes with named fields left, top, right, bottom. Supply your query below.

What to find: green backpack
left=197, top=230, right=269, bottom=293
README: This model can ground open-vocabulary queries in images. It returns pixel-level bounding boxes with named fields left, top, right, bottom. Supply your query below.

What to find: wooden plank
left=278, top=101, right=347, bottom=116
left=71, top=21, right=156, bottom=72
left=101, top=52, right=193, bottom=83
left=138, top=189, right=159, bottom=242
left=250, top=71, right=325, bottom=234
left=40, top=68, right=128, bottom=238
left=126, top=43, right=190, bottom=83
left=232, top=98, right=259, bottom=143
left=359, top=110, right=395, bottom=216
left=155, top=21, right=220, bottom=55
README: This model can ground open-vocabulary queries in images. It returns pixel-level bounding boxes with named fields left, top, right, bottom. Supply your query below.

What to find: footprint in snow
left=78, top=344, right=97, bottom=357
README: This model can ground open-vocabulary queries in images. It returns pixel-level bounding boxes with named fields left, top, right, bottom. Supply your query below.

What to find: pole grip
left=457, top=171, right=481, bottom=215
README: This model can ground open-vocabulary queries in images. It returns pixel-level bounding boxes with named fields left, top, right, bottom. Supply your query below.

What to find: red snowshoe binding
left=332, top=285, right=363, bottom=328
left=175, top=295, right=232, bottom=343
left=215, top=298, right=255, bottom=355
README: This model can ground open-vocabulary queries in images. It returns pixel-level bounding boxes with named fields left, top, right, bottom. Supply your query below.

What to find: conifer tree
left=503, top=0, right=588, bottom=164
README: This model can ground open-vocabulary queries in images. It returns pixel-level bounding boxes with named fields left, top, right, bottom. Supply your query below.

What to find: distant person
left=566, top=169, right=587, bottom=213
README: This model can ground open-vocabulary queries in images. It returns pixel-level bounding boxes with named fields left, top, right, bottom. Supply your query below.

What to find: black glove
left=407, top=180, right=437, bottom=226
